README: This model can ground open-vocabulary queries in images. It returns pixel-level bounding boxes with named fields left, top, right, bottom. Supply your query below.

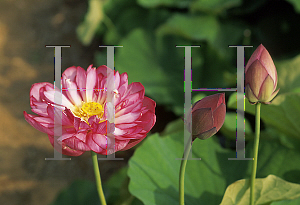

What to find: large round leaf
left=128, top=133, right=232, bottom=204
left=271, top=196, right=300, bottom=205
left=128, top=119, right=300, bottom=204
left=228, top=92, right=300, bottom=139
left=220, top=175, right=300, bottom=205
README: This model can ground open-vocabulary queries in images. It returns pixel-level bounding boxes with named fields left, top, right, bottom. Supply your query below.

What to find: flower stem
left=250, top=103, right=261, bottom=205
left=91, top=151, right=107, bottom=205
left=179, top=136, right=193, bottom=205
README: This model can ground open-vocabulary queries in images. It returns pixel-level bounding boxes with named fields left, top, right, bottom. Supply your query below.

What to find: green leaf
left=128, top=117, right=300, bottom=204
left=156, top=14, right=220, bottom=43
left=190, top=0, right=242, bottom=14
left=220, top=175, right=300, bottom=205
left=276, top=54, right=300, bottom=94
left=50, top=180, right=99, bottom=205
left=286, top=0, right=300, bottom=13
left=113, top=28, right=190, bottom=115
left=115, top=29, right=173, bottom=103
left=245, top=139, right=300, bottom=184
left=220, top=112, right=253, bottom=140
left=50, top=168, right=142, bottom=205
left=137, top=0, right=192, bottom=8
left=128, top=131, right=247, bottom=204
left=271, top=196, right=300, bottom=205
left=196, top=45, right=234, bottom=88
left=212, top=21, right=246, bottom=59
left=102, top=0, right=171, bottom=44
left=76, top=0, right=104, bottom=46
left=160, top=118, right=184, bottom=137
left=104, top=167, right=143, bottom=205
left=228, top=92, right=300, bottom=139
left=112, top=24, right=236, bottom=115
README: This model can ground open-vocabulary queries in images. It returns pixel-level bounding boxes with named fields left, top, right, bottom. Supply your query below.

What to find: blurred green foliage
left=53, top=0, right=300, bottom=204
left=50, top=180, right=100, bottom=205
left=79, top=0, right=300, bottom=117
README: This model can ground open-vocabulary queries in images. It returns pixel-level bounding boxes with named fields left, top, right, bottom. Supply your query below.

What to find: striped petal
left=86, top=65, right=97, bottom=102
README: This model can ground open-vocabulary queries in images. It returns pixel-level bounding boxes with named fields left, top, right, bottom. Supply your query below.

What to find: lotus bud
left=186, top=93, right=226, bottom=140
left=245, top=44, right=279, bottom=104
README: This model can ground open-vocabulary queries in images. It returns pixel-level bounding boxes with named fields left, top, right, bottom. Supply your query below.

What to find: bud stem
left=91, top=151, right=107, bottom=205
left=250, top=103, right=261, bottom=205
left=179, top=136, right=193, bottom=205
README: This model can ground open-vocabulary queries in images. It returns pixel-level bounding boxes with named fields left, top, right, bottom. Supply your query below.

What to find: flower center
left=82, top=102, right=103, bottom=116
left=72, top=102, right=104, bottom=123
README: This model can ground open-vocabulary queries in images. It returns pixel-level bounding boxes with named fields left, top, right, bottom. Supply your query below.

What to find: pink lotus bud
left=187, top=93, right=226, bottom=140
left=245, top=44, right=279, bottom=104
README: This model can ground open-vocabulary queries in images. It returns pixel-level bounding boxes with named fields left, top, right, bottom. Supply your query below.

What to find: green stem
left=250, top=103, right=261, bottom=205
left=179, top=136, right=193, bottom=205
left=91, top=151, right=107, bottom=205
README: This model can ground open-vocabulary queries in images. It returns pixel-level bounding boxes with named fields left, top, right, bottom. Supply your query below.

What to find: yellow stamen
left=82, top=102, right=103, bottom=116
left=72, top=102, right=104, bottom=124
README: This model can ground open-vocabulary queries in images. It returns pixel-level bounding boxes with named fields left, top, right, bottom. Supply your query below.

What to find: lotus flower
left=245, top=44, right=279, bottom=104
left=24, top=65, right=156, bottom=156
left=186, top=93, right=226, bottom=140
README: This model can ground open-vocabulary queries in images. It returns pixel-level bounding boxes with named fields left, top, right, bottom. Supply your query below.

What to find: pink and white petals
left=24, top=65, right=156, bottom=156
